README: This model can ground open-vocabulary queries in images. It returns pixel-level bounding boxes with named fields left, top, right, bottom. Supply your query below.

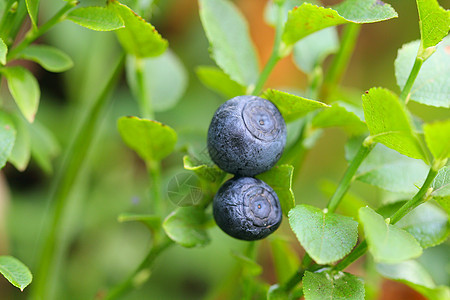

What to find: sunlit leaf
left=311, top=102, right=367, bottom=135
left=196, top=66, right=246, bottom=98
left=1, top=66, right=40, bottom=123
left=362, top=87, right=428, bottom=161
left=416, top=0, right=450, bottom=49
left=199, top=0, right=259, bottom=86
left=289, top=205, right=358, bottom=264
left=262, top=89, right=329, bottom=123
left=67, top=6, right=124, bottom=31
left=0, top=256, right=32, bottom=291
left=359, top=206, right=422, bottom=263
left=113, top=1, right=168, bottom=57
left=117, top=116, right=177, bottom=162
left=282, top=0, right=397, bottom=45
left=18, top=45, right=73, bottom=72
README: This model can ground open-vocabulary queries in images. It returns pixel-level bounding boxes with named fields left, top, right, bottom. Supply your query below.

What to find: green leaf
left=293, top=27, right=339, bottom=74
left=162, top=206, right=210, bottom=248
left=67, top=6, right=124, bottom=31
left=1, top=66, right=40, bottom=123
left=431, top=166, right=450, bottom=213
left=18, top=45, right=73, bottom=73
left=264, top=0, right=317, bottom=27
left=196, top=66, right=246, bottom=98
left=303, top=269, right=365, bottom=300
left=8, top=114, right=31, bottom=171
left=257, top=164, right=295, bottom=217
left=395, top=203, right=449, bottom=249
left=0, top=37, right=7, bottom=65
left=424, top=119, right=450, bottom=160
left=395, top=38, right=450, bottom=108
left=199, top=0, right=259, bottom=86
left=359, top=206, right=422, bottom=263
left=362, top=87, right=427, bottom=161
left=29, top=120, right=60, bottom=174
left=231, top=251, right=262, bottom=276
left=0, top=111, right=16, bottom=170
left=416, top=0, right=450, bottom=50
left=0, top=256, right=32, bottom=291
left=25, top=0, right=39, bottom=29
left=117, top=116, right=177, bottom=162
left=289, top=204, right=358, bottom=264
left=261, top=89, right=329, bottom=123
left=311, top=102, right=367, bottom=136
left=282, top=0, right=397, bottom=45
left=118, top=213, right=161, bottom=234
left=345, top=140, right=429, bottom=193
left=377, top=260, right=450, bottom=300
left=113, top=1, right=168, bottom=57
left=126, top=51, right=187, bottom=112
left=269, top=237, right=300, bottom=284
left=183, top=155, right=225, bottom=183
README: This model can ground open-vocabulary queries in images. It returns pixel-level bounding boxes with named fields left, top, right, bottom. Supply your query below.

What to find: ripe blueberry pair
left=208, top=96, right=287, bottom=240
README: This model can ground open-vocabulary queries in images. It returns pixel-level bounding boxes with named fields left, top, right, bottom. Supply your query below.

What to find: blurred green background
left=1, top=0, right=449, bottom=299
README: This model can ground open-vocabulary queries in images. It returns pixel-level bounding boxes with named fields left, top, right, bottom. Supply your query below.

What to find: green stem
left=251, top=2, right=284, bottom=96
left=0, top=0, right=27, bottom=46
left=282, top=258, right=320, bottom=294
left=307, top=66, right=323, bottom=99
left=31, top=53, right=126, bottom=300
left=334, top=240, right=367, bottom=271
left=8, top=1, right=28, bottom=44
left=320, top=23, right=361, bottom=100
left=104, top=238, right=174, bottom=300
left=327, top=140, right=374, bottom=213
left=399, top=56, right=423, bottom=103
left=242, top=241, right=259, bottom=299
left=390, top=160, right=442, bottom=224
left=0, top=0, right=20, bottom=44
left=135, top=57, right=154, bottom=119
left=6, top=1, right=76, bottom=60
left=147, top=160, right=162, bottom=214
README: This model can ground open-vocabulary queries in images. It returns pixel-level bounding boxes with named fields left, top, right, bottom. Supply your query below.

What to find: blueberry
left=207, top=95, right=287, bottom=177
left=213, top=177, right=282, bottom=241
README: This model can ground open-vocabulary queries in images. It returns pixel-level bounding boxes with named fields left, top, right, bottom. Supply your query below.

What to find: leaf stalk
left=30, top=53, right=125, bottom=300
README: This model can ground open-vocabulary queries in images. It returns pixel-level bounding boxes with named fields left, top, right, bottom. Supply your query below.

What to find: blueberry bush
left=0, top=0, right=449, bottom=299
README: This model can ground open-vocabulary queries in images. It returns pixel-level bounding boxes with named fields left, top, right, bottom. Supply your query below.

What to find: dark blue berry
left=207, top=95, right=287, bottom=177
left=213, top=177, right=282, bottom=241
